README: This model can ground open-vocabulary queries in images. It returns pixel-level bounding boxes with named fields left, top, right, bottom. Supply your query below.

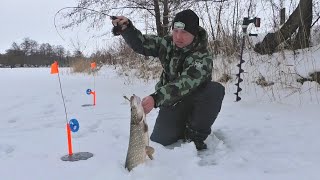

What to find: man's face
left=172, top=29, right=195, bottom=48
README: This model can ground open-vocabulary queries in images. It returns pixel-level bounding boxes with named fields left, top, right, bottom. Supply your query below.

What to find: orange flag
left=51, top=61, right=59, bottom=74
left=91, top=62, right=96, bottom=70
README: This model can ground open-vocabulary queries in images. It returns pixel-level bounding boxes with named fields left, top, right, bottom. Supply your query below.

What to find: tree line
left=2, top=0, right=318, bottom=68
left=0, top=38, right=84, bottom=68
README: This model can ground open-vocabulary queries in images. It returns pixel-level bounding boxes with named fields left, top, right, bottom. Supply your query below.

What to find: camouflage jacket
left=121, top=21, right=213, bottom=108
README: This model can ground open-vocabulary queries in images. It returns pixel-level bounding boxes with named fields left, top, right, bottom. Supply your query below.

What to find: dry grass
left=70, top=58, right=91, bottom=73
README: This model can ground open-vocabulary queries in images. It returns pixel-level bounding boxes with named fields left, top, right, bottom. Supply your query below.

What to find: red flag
left=91, top=62, right=96, bottom=70
left=50, top=61, right=59, bottom=74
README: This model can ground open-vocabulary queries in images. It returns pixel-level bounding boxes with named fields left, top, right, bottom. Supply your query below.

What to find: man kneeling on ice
left=111, top=9, right=225, bottom=150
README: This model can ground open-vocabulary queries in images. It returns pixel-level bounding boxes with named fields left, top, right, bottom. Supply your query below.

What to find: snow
left=0, top=47, right=320, bottom=179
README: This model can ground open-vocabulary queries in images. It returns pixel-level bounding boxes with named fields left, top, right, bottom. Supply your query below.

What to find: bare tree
left=39, top=43, right=54, bottom=57
left=58, top=0, right=220, bottom=37
left=20, top=38, right=38, bottom=56
left=54, top=45, right=66, bottom=59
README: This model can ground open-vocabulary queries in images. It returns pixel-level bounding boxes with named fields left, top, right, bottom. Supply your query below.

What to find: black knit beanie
left=172, top=9, right=199, bottom=36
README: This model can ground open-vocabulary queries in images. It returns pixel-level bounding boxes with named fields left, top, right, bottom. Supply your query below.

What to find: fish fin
left=146, top=146, right=154, bottom=160
left=123, top=95, right=130, bottom=101
left=143, top=122, right=148, bottom=133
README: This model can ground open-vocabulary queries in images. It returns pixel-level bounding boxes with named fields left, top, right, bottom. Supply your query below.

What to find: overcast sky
left=1, top=1, right=303, bottom=56
left=0, top=0, right=115, bottom=55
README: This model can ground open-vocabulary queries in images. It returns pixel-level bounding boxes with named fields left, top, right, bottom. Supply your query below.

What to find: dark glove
left=111, top=16, right=130, bottom=36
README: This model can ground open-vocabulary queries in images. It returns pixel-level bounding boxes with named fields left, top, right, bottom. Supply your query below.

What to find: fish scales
left=124, top=94, right=154, bottom=171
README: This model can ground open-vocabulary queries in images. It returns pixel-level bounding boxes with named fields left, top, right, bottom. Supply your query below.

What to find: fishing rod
left=235, top=17, right=260, bottom=102
left=54, top=6, right=118, bottom=41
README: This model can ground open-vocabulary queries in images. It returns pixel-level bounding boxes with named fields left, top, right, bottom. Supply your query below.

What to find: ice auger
left=235, top=17, right=260, bottom=101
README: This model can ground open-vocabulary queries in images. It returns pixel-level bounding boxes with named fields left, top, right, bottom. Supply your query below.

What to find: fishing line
left=54, top=6, right=116, bottom=42
left=57, top=73, right=69, bottom=124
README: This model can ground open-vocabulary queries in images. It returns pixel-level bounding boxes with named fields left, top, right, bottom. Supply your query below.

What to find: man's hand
left=142, top=96, right=155, bottom=114
left=110, top=16, right=129, bottom=30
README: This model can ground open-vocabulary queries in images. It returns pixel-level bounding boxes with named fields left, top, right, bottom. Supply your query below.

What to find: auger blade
left=235, top=78, right=243, bottom=83
left=236, top=60, right=245, bottom=67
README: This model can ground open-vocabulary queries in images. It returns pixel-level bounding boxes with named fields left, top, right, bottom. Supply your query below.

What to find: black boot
left=193, top=140, right=207, bottom=150
left=185, top=125, right=207, bottom=151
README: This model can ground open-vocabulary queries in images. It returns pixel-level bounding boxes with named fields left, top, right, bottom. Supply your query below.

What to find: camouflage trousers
left=150, top=81, right=225, bottom=146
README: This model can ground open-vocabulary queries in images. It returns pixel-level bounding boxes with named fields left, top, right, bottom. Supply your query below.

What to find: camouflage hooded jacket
left=121, top=21, right=213, bottom=108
